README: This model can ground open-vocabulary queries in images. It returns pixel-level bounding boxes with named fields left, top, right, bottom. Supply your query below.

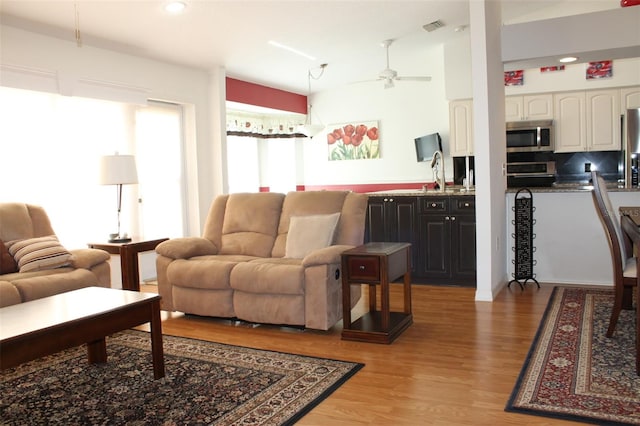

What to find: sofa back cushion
left=272, top=191, right=349, bottom=258
left=334, top=192, right=369, bottom=246
left=218, top=193, right=285, bottom=257
left=0, top=203, right=55, bottom=242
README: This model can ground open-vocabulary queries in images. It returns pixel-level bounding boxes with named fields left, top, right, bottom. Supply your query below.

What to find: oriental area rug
left=0, top=330, right=363, bottom=425
left=506, top=287, right=640, bottom=425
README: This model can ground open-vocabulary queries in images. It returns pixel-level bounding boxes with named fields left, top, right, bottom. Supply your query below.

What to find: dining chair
left=590, top=171, right=637, bottom=339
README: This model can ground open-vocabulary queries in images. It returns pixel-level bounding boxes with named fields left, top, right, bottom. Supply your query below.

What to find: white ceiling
left=0, top=0, right=623, bottom=95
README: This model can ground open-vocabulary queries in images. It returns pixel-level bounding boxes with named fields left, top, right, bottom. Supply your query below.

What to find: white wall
left=305, top=45, right=451, bottom=185
left=444, top=39, right=640, bottom=100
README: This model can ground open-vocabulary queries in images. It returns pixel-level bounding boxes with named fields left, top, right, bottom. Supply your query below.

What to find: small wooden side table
left=341, top=242, right=412, bottom=344
left=88, top=238, right=168, bottom=291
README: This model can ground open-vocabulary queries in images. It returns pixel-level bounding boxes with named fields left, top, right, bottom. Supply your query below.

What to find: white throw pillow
left=285, top=213, right=341, bottom=259
left=7, top=235, right=72, bottom=273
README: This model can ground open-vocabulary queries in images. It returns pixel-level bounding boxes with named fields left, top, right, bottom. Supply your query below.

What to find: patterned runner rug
left=0, top=330, right=363, bottom=425
left=506, top=287, right=640, bottom=425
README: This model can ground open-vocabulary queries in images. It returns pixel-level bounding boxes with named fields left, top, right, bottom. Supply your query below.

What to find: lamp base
left=108, top=233, right=132, bottom=243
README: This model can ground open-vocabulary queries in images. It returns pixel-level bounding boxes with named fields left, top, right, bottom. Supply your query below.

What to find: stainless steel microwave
left=506, top=120, right=554, bottom=152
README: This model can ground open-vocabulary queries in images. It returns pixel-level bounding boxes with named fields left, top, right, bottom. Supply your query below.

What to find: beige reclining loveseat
left=156, top=190, right=368, bottom=330
left=0, top=203, right=111, bottom=307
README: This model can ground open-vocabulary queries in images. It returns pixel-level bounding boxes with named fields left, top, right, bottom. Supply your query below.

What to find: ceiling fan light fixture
left=423, top=20, right=445, bottom=32
left=298, top=123, right=325, bottom=138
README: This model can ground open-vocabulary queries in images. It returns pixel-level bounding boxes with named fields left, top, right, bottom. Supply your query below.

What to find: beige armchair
left=0, top=203, right=111, bottom=307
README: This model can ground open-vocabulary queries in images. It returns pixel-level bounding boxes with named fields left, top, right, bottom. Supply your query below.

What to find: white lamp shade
left=99, top=154, right=138, bottom=185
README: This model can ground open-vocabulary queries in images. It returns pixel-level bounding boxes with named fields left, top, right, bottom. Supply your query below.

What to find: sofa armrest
left=156, top=237, right=218, bottom=260
left=302, top=244, right=355, bottom=267
left=69, top=248, right=111, bottom=269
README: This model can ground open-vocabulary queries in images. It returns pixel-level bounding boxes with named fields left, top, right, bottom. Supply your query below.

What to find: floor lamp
left=99, top=154, right=138, bottom=243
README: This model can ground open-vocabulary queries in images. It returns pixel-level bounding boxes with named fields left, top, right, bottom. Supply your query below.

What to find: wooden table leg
left=149, top=299, right=165, bottom=379
left=87, top=338, right=107, bottom=363
left=120, top=245, right=140, bottom=291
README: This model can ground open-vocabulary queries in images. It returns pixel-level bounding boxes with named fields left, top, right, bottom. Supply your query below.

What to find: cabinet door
left=586, top=90, right=620, bottom=151
left=620, top=86, right=640, bottom=110
left=449, top=99, right=474, bottom=156
left=554, top=92, right=586, bottom=152
left=524, top=94, right=553, bottom=120
left=505, top=97, right=524, bottom=122
left=365, top=197, right=418, bottom=273
left=450, top=215, right=477, bottom=284
left=365, top=197, right=389, bottom=242
left=418, top=214, right=450, bottom=279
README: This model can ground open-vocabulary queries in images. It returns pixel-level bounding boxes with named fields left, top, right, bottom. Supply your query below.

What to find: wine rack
left=508, top=188, right=539, bottom=290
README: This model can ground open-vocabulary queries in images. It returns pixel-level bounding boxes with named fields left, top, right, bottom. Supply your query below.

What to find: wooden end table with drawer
left=341, top=242, right=412, bottom=344
left=88, top=238, right=168, bottom=291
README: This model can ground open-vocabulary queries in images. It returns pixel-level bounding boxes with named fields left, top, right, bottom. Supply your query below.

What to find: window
left=0, top=87, right=186, bottom=248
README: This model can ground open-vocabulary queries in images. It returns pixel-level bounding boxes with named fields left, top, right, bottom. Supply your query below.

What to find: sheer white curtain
left=0, top=87, right=185, bottom=248
left=266, top=138, right=296, bottom=194
left=135, top=101, right=185, bottom=239
left=227, top=135, right=260, bottom=193
left=226, top=135, right=298, bottom=194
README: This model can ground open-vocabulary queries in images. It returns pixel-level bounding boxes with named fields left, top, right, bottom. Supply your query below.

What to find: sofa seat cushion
left=0, top=281, right=21, bottom=307
left=10, top=268, right=100, bottom=302
left=167, top=255, right=259, bottom=290
left=230, top=258, right=304, bottom=295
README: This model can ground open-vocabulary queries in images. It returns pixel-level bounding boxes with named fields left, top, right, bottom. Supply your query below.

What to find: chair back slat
left=591, top=171, right=628, bottom=271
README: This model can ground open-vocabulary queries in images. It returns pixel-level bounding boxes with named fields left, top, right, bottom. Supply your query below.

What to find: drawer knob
left=431, top=203, right=436, bottom=207
left=359, top=265, right=365, bottom=270
left=464, top=202, right=470, bottom=207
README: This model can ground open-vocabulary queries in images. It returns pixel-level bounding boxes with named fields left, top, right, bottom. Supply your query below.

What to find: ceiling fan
left=369, top=39, right=432, bottom=89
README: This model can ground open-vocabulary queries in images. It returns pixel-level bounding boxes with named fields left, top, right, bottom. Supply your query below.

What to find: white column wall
left=470, top=1, right=507, bottom=301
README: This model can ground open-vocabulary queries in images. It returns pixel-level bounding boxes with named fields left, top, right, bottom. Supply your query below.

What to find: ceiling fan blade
left=395, top=76, right=432, bottom=82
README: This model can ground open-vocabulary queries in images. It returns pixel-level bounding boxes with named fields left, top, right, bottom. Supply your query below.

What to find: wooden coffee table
left=0, top=287, right=164, bottom=379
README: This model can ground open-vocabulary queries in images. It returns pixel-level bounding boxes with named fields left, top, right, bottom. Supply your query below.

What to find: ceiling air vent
left=423, top=20, right=445, bottom=32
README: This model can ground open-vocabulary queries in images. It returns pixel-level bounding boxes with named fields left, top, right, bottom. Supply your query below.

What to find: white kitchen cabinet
left=554, top=91, right=586, bottom=152
left=586, top=89, right=620, bottom=151
left=554, top=89, right=620, bottom=152
left=620, top=86, right=640, bottom=110
left=449, top=99, right=474, bottom=156
left=505, top=94, right=553, bottom=121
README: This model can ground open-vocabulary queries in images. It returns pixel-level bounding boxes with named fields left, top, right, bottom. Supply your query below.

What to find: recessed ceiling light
left=268, top=41, right=316, bottom=61
left=165, top=1, right=186, bottom=14
left=559, top=56, right=578, bottom=63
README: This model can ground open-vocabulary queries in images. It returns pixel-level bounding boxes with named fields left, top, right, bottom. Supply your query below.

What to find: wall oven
left=506, top=120, right=554, bottom=152
left=506, top=161, right=556, bottom=188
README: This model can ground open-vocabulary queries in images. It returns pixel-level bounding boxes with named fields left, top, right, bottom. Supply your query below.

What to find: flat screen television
left=414, top=132, right=442, bottom=162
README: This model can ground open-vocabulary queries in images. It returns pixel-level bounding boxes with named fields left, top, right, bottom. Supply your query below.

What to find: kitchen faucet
left=430, top=150, right=445, bottom=191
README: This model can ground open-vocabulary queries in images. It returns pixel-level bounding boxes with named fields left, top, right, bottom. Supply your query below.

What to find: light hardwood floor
left=139, top=282, right=585, bottom=425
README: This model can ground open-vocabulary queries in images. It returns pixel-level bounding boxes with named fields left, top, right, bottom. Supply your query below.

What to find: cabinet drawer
left=421, top=198, right=449, bottom=212
left=452, top=197, right=475, bottom=213
left=347, top=256, right=380, bottom=281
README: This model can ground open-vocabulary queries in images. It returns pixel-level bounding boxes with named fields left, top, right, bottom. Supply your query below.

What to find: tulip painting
left=327, top=120, right=380, bottom=160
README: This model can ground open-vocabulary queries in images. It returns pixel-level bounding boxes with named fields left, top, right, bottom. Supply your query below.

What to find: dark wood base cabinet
left=365, top=195, right=476, bottom=287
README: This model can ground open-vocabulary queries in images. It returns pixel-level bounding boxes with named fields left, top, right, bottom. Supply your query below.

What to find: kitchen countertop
left=367, top=185, right=638, bottom=195
left=368, top=186, right=476, bottom=196
left=506, top=184, right=640, bottom=193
